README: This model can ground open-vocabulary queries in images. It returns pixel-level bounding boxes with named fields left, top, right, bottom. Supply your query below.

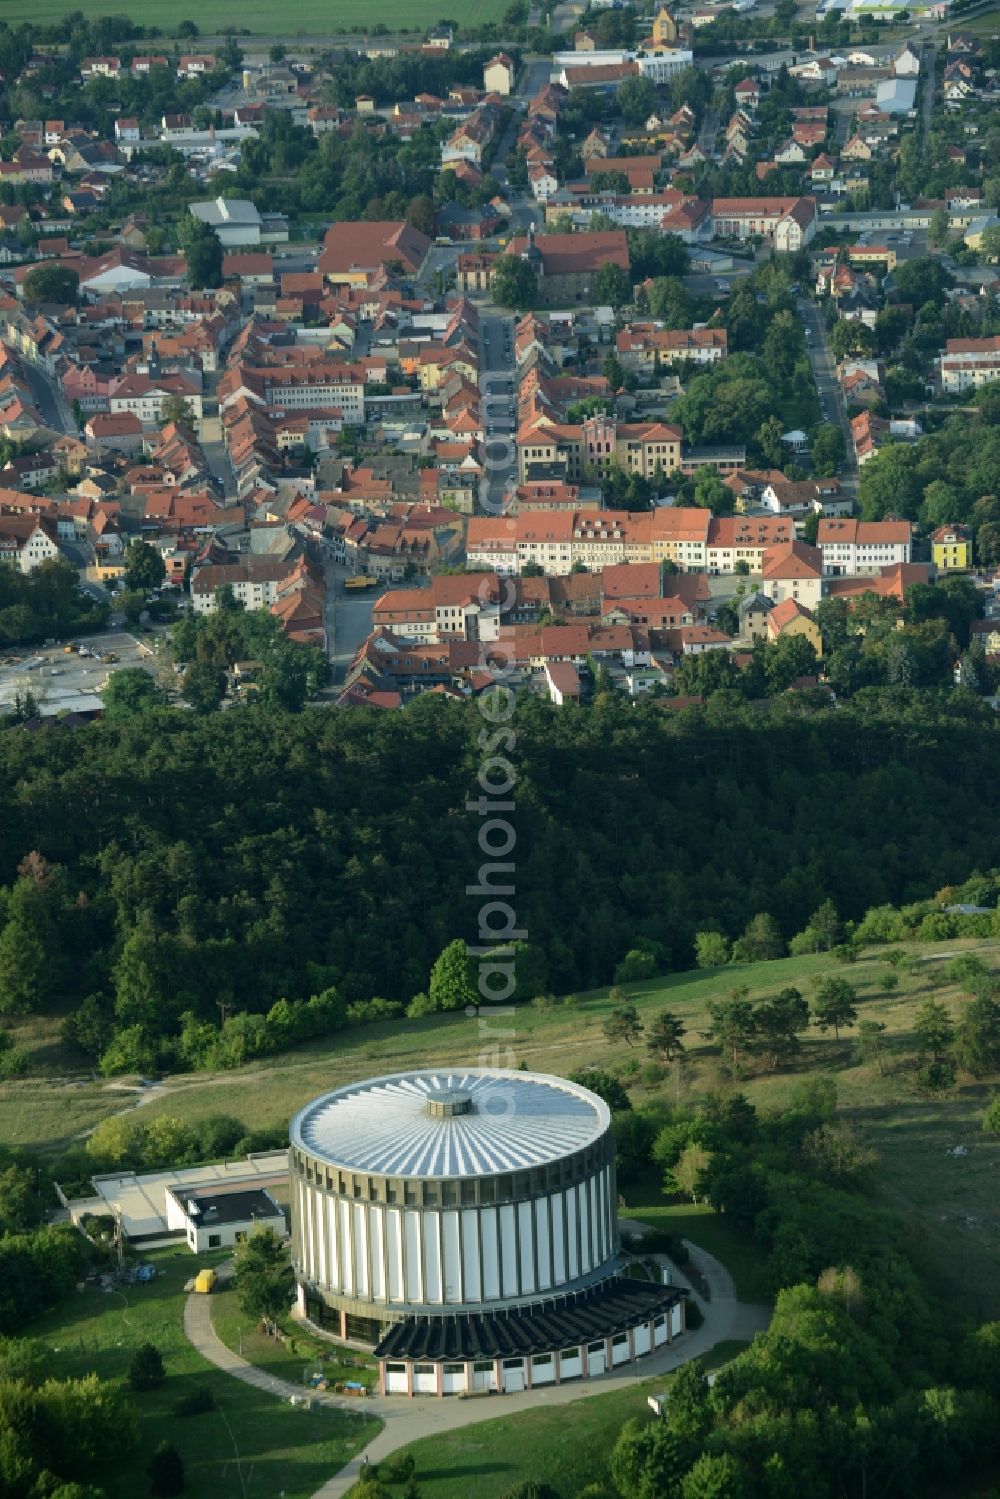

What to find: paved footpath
left=183, top=1242, right=771, bottom=1499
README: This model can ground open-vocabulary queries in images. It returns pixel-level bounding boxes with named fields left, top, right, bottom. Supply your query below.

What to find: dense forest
left=0, top=691, right=998, bottom=1073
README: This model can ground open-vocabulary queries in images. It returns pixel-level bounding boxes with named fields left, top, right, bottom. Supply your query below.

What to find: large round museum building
left=290, top=1069, right=686, bottom=1396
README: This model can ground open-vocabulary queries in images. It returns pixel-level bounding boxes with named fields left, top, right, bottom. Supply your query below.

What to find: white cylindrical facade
left=290, top=1070, right=618, bottom=1320
left=293, top=1164, right=616, bottom=1311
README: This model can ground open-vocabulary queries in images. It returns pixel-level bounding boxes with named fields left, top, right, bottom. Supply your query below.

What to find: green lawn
left=0, top=0, right=510, bottom=32
left=622, top=1200, right=771, bottom=1305
left=210, top=1284, right=377, bottom=1392
left=8, top=938, right=1000, bottom=1316
left=27, top=1250, right=375, bottom=1499
left=355, top=1342, right=750, bottom=1499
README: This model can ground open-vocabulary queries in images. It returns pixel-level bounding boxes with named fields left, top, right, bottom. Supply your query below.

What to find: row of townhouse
left=615, top=323, right=728, bottom=374
left=464, top=505, right=913, bottom=580
left=372, top=565, right=713, bottom=649
left=330, top=500, right=466, bottom=580
left=80, top=54, right=215, bottom=80
left=371, top=573, right=505, bottom=643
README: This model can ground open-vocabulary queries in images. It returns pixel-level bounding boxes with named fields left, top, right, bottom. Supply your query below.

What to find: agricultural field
left=352, top=1342, right=751, bottom=1499
left=26, top=1249, right=374, bottom=1499
left=7, top=938, right=1000, bottom=1315
left=0, top=0, right=510, bottom=33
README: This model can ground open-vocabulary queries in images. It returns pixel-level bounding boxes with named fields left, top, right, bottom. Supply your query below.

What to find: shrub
left=531, top=992, right=558, bottom=1011
left=129, top=1342, right=165, bottom=1392
left=405, top=991, right=436, bottom=1019
left=917, top=1059, right=957, bottom=1094
left=614, top=949, right=658, bottom=984
left=635, top=1229, right=689, bottom=1263
left=378, top=1453, right=416, bottom=1483
left=172, top=1386, right=216, bottom=1416
left=0, top=1047, right=30, bottom=1079
left=946, top=954, right=988, bottom=991
left=982, top=1094, right=1000, bottom=1134
left=345, top=998, right=405, bottom=1026
left=148, top=1440, right=184, bottom=1497
left=878, top=972, right=900, bottom=993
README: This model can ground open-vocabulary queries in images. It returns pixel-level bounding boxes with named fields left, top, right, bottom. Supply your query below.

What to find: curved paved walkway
left=183, top=1243, right=771, bottom=1499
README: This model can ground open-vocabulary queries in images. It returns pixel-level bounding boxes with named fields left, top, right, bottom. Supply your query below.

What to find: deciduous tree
left=428, top=938, right=477, bottom=1012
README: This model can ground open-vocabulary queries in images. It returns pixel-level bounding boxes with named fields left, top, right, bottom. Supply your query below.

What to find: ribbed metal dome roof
left=290, top=1070, right=609, bottom=1179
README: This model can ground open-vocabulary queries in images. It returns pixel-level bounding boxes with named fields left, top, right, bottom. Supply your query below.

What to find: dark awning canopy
left=374, top=1275, right=685, bottom=1363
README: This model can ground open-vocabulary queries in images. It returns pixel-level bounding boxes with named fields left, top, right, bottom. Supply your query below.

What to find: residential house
left=0, top=513, right=60, bottom=572
left=707, top=515, right=794, bottom=573
left=484, top=53, right=516, bottom=95
left=767, top=596, right=822, bottom=653
left=760, top=539, right=824, bottom=609
left=737, top=590, right=774, bottom=642
left=931, top=523, right=971, bottom=572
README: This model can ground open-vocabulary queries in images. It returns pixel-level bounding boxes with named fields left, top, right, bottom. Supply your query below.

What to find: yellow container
left=194, top=1268, right=216, bottom=1294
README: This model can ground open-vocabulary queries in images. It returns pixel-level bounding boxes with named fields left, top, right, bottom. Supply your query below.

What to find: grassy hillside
left=6, top=938, right=1000, bottom=1314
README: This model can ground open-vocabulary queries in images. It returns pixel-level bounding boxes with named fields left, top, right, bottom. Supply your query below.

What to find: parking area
left=0, top=630, right=159, bottom=713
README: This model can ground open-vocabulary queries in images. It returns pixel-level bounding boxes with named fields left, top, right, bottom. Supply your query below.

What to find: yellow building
left=652, top=5, right=680, bottom=43
left=767, top=597, right=823, bottom=654
left=931, top=524, right=971, bottom=572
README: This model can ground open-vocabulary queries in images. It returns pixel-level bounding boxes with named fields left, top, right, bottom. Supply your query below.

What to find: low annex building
left=169, top=1187, right=286, bottom=1253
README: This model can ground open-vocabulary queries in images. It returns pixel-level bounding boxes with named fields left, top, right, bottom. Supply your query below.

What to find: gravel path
left=182, top=1245, right=771, bottom=1499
